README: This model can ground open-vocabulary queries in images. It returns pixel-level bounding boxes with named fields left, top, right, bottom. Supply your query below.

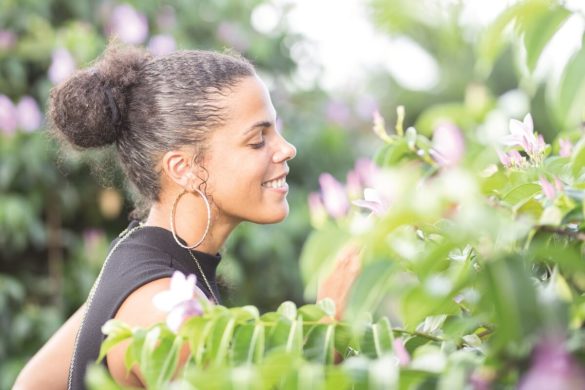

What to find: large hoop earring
left=170, top=189, right=212, bottom=249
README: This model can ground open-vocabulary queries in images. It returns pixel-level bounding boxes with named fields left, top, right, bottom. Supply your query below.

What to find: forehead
left=221, top=75, right=276, bottom=126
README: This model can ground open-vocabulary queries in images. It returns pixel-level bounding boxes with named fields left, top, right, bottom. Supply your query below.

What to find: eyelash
left=250, top=139, right=266, bottom=149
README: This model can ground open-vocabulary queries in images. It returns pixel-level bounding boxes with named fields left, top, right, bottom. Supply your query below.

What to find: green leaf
left=334, top=323, right=359, bottom=358
left=207, top=313, right=236, bottom=366
left=502, top=183, right=542, bottom=208
left=300, top=224, right=351, bottom=299
left=286, top=316, right=304, bottom=354
left=229, top=305, right=260, bottom=322
left=303, top=324, right=335, bottom=364
left=360, top=317, right=394, bottom=358
left=154, top=335, right=183, bottom=388
left=97, top=320, right=133, bottom=362
left=85, top=364, right=124, bottom=390
left=345, top=261, right=395, bottom=321
left=123, top=328, right=146, bottom=373
left=571, top=138, right=585, bottom=178
left=277, top=301, right=297, bottom=321
left=477, top=4, right=520, bottom=75
left=231, top=322, right=265, bottom=364
left=266, top=316, right=292, bottom=353
left=139, top=326, right=181, bottom=388
left=374, top=139, right=411, bottom=167
left=298, top=303, right=328, bottom=322
left=479, top=256, right=541, bottom=352
left=317, top=298, right=336, bottom=318
left=522, top=5, right=571, bottom=72
left=181, top=316, right=214, bottom=366
left=553, top=46, right=585, bottom=129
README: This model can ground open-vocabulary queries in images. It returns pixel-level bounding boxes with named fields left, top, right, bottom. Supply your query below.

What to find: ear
left=161, top=150, right=194, bottom=189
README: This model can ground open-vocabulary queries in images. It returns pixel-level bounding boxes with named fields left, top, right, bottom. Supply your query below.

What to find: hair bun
left=48, top=44, right=151, bottom=148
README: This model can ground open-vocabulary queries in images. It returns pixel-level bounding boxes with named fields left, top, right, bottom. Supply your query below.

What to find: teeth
left=263, top=177, right=286, bottom=188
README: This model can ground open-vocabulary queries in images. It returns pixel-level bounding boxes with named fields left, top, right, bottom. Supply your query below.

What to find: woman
left=14, top=43, right=359, bottom=389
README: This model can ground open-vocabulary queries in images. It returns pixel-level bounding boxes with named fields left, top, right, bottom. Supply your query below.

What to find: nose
left=273, top=135, right=297, bottom=163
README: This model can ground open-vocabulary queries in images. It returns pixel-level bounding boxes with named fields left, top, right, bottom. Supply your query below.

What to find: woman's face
left=201, top=75, right=296, bottom=225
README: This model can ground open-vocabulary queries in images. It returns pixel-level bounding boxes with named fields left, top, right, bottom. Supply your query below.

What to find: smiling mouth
left=262, top=176, right=287, bottom=189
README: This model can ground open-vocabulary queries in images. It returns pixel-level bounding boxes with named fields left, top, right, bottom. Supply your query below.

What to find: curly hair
left=48, top=42, right=255, bottom=215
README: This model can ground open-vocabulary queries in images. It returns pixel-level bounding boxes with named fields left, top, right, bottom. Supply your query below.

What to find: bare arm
left=13, top=304, right=85, bottom=390
left=317, top=244, right=362, bottom=320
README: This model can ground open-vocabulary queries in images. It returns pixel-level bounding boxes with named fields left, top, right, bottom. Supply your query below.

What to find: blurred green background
left=1, top=0, right=583, bottom=388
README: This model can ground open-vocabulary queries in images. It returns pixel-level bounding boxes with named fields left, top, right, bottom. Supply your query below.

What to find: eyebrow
left=243, top=115, right=280, bottom=136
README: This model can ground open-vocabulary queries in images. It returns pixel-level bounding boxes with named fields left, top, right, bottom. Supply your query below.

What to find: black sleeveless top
left=69, top=221, right=221, bottom=389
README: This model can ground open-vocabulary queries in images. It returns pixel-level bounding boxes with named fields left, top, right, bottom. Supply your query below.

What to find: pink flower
left=353, top=188, right=389, bottom=216
left=153, top=271, right=204, bottom=332
left=519, top=335, right=585, bottom=390
left=147, top=34, right=176, bottom=56
left=393, top=338, right=410, bottom=366
left=352, top=169, right=394, bottom=216
left=16, top=96, right=42, bottom=132
left=502, top=113, right=547, bottom=160
left=83, top=229, right=105, bottom=253
left=372, top=110, right=392, bottom=143
left=559, top=138, right=573, bottom=158
left=319, top=173, right=350, bottom=219
left=0, top=30, right=16, bottom=50
left=216, top=22, right=249, bottom=52
left=354, top=158, right=378, bottom=188
left=539, top=176, right=562, bottom=200
left=48, top=48, right=76, bottom=84
left=430, top=123, right=465, bottom=167
left=346, top=170, right=362, bottom=199
left=325, top=100, right=351, bottom=126
left=497, top=149, right=526, bottom=169
left=106, top=4, right=149, bottom=45
left=0, top=95, right=17, bottom=135
left=156, top=5, right=176, bottom=31
left=355, top=95, right=378, bottom=120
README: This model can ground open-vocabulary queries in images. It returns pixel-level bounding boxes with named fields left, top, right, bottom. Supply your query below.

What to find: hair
left=48, top=42, right=255, bottom=216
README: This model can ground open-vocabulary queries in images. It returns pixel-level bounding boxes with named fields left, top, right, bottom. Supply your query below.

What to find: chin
left=254, top=205, right=290, bottom=224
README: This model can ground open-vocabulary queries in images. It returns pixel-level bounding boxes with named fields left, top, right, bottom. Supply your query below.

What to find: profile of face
left=200, top=75, right=297, bottom=225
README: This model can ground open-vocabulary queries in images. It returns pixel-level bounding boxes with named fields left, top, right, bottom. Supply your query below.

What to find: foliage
left=90, top=0, right=585, bottom=388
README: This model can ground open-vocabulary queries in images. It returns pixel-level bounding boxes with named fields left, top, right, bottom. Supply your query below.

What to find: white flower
left=153, top=271, right=203, bottom=332
left=502, top=113, right=546, bottom=161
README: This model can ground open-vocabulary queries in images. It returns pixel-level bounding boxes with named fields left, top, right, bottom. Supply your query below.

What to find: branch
left=537, top=225, right=585, bottom=242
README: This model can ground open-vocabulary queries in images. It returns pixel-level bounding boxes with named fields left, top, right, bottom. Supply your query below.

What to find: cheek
left=206, top=163, right=263, bottom=205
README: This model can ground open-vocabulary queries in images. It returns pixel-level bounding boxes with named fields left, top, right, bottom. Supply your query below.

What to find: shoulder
left=106, top=277, right=210, bottom=385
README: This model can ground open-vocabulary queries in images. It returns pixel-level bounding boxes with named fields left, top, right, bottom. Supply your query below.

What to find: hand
left=317, top=244, right=362, bottom=320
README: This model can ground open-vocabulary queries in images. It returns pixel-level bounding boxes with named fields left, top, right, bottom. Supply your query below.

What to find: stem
left=538, top=225, right=585, bottom=242
left=392, top=328, right=443, bottom=342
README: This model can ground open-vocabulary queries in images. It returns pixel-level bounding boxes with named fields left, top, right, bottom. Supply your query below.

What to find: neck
left=144, top=197, right=239, bottom=255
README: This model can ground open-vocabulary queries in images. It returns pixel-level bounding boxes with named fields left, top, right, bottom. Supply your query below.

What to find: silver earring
left=170, top=189, right=211, bottom=249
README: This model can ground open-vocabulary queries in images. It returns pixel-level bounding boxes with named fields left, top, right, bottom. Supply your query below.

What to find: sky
left=251, top=0, right=585, bottom=92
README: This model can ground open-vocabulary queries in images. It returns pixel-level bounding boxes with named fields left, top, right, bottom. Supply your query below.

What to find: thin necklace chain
left=67, top=223, right=144, bottom=390
left=187, top=249, right=219, bottom=304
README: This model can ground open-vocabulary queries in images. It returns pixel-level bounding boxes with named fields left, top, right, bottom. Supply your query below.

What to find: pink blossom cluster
left=0, top=95, right=42, bottom=135
left=308, top=158, right=394, bottom=223
left=518, top=334, right=585, bottom=390
left=105, top=4, right=177, bottom=56
left=498, top=113, right=548, bottom=167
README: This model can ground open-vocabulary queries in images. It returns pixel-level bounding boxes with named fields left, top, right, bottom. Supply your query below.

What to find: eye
left=249, top=138, right=266, bottom=149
